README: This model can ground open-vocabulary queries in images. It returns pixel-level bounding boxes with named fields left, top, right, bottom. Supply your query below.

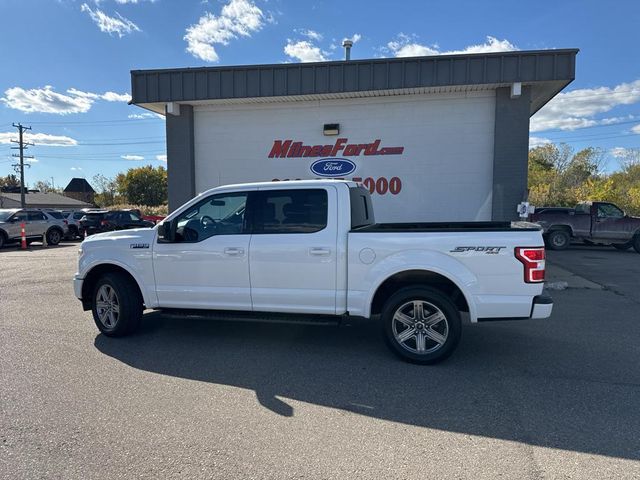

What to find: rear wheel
left=91, top=272, right=143, bottom=337
left=612, top=242, right=632, bottom=251
left=381, top=287, right=461, bottom=365
left=0, top=231, right=6, bottom=248
left=46, top=228, right=62, bottom=246
left=547, top=230, right=570, bottom=250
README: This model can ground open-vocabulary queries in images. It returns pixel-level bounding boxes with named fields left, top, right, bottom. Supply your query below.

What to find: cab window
left=252, top=189, right=328, bottom=234
left=174, top=193, right=248, bottom=242
left=597, top=203, right=623, bottom=218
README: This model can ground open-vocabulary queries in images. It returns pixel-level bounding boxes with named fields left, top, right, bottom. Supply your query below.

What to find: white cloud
left=296, top=28, right=322, bottom=41
left=114, top=0, right=156, bottom=3
left=284, top=40, right=327, bottom=62
left=128, top=112, right=164, bottom=119
left=71, top=167, right=84, bottom=171
left=156, top=154, right=167, bottom=162
left=184, top=0, right=265, bottom=62
left=0, top=131, right=78, bottom=147
left=531, top=79, right=640, bottom=132
left=102, top=91, right=131, bottom=102
left=1, top=86, right=131, bottom=114
left=529, top=136, right=552, bottom=149
left=26, top=158, right=38, bottom=163
left=385, top=34, right=516, bottom=58
left=446, top=36, right=517, bottom=55
left=632, top=124, right=640, bottom=134
left=610, top=147, right=629, bottom=158
left=121, top=154, right=144, bottom=160
left=2, top=86, right=93, bottom=114
left=81, top=3, right=141, bottom=38
left=348, top=33, right=362, bottom=44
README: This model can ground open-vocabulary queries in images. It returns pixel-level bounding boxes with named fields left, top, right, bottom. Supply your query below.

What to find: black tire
left=91, top=272, right=143, bottom=337
left=633, top=235, right=640, bottom=254
left=612, top=242, right=632, bottom=251
left=46, top=228, right=62, bottom=246
left=547, top=230, right=570, bottom=250
left=67, top=225, right=79, bottom=239
left=0, top=231, right=6, bottom=249
left=381, top=286, right=462, bottom=365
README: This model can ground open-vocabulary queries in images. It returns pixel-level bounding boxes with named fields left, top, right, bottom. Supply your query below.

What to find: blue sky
left=1, top=0, right=639, bottom=190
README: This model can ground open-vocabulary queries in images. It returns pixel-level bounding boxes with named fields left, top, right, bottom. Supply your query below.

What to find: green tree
left=119, top=165, right=167, bottom=206
left=92, top=174, right=121, bottom=207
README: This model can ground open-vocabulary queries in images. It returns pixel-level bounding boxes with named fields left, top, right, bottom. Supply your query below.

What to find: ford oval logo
left=310, top=158, right=356, bottom=177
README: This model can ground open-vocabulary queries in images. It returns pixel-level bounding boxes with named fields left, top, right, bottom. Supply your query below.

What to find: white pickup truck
left=74, top=180, right=552, bottom=364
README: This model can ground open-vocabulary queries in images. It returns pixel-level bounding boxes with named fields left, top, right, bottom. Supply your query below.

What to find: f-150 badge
left=130, top=243, right=150, bottom=249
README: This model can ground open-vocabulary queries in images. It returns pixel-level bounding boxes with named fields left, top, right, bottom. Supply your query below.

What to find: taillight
left=64, top=220, right=68, bottom=225
left=100, top=220, right=109, bottom=226
left=515, top=247, right=545, bottom=283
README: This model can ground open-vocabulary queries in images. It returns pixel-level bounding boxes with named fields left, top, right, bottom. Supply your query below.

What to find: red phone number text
left=272, top=177, right=402, bottom=195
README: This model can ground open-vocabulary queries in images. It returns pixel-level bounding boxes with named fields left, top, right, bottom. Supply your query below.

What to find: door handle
left=224, top=247, right=245, bottom=256
left=309, top=247, right=331, bottom=256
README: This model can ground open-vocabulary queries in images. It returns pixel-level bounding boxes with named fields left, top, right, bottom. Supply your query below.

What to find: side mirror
left=157, top=220, right=175, bottom=242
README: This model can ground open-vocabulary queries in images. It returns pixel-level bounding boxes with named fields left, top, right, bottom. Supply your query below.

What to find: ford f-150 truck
left=74, top=180, right=552, bottom=364
left=530, top=201, right=640, bottom=252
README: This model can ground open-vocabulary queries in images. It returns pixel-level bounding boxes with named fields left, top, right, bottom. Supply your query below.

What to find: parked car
left=42, top=210, right=71, bottom=239
left=530, top=201, right=640, bottom=252
left=79, top=209, right=155, bottom=236
left=61, top=210, right=87, bottom=239
left=0, top=209, right=66, bottom=248
left=74, top=180, right=552, bottom=364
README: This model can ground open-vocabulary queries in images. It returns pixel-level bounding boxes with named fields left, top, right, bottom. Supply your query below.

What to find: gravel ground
left=1, top=243, right=639, bottom=479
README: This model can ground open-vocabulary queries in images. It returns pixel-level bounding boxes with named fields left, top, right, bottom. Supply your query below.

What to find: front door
left=248, top=187, right=338, bottom=315
left=153, top=191, right=252, bottom=310
left=592, top=203, right=627, bottom=241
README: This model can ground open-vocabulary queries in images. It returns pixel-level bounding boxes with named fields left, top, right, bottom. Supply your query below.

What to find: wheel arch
left=368, top=269, right=474, bottom=321
left=546, top=224, right=573, bottom=237
left=80, top=263, right=145, bottom=311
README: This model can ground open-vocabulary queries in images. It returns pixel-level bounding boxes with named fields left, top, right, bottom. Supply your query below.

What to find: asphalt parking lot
left=1, top=242, right=639, bottom=479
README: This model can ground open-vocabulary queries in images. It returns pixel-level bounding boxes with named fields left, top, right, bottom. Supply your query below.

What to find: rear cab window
left=349, top=186, right=375, bottom=229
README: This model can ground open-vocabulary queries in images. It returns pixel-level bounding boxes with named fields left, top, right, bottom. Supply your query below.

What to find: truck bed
left=351, top=221, right=541, bottom=233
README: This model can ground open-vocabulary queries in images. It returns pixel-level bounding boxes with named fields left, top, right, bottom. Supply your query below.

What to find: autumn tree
left=118, top=165, right=167, bottom=206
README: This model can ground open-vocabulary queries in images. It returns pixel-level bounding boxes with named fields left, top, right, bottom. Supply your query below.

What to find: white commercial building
left=131, top=49, right=577, bottom=221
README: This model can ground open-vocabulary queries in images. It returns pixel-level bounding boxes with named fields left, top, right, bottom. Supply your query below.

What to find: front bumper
left=531, top=294, right=553, bottom=319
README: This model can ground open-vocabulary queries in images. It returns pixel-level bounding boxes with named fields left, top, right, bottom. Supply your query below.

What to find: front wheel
left=546, top=230, right=570, bottom=250
left=92, top=272, right=143, bottom=337
left=633, top=235, right=640, bottom=254
left=381, top=287, right=462, bottom=365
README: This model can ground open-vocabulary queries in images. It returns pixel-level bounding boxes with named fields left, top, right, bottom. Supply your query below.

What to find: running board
left=156, top=308, right=344, bottom=326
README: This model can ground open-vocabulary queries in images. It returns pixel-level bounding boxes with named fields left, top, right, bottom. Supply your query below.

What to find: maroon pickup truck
left=530, top=201, right=640, bottom=253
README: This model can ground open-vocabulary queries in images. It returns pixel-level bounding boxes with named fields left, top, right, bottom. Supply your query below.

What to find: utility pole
left=11, top=123, right=34, bottom=208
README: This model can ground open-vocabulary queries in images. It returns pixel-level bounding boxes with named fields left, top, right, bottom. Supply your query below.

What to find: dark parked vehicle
left=530, top=201, right=640, bottom=252
left=80, top=210, right=154, bottom=236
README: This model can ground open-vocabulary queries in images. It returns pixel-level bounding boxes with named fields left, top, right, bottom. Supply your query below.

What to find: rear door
left=248, top=187, right=338, bottom=314
left=27, top=211, right=48, bottom=237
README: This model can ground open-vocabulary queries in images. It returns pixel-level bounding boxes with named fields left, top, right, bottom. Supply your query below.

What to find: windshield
left=0, top=210, right=16, bottom=221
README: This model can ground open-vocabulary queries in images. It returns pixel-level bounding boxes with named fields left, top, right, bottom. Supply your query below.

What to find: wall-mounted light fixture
left=323, top=123, right=340, bottom=136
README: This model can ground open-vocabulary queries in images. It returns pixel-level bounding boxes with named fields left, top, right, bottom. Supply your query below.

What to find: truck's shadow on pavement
left=94, top=299, right=640, bottom=461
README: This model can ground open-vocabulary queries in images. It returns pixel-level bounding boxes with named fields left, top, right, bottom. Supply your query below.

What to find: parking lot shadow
left=94, top=302, right=640, bottom=461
